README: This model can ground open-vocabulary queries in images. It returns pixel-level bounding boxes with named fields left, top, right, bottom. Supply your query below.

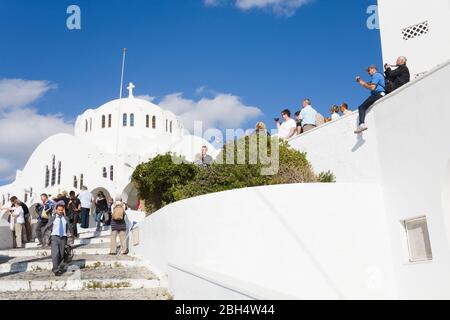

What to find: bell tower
left=377, top=0, right=450, bottom=79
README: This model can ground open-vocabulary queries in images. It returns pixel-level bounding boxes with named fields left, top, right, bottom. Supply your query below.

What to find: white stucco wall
left=135, top=184, right=396, bottom=300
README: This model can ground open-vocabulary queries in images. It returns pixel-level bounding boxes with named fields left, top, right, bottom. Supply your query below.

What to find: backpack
left=112, top=204, right=125, bottom=221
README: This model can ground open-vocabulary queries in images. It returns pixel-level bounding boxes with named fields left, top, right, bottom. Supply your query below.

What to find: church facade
left=0, top=83, right=217, bottom=211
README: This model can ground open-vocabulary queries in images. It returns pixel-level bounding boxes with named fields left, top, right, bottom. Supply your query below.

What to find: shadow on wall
left=442, top=159, right=450, bottom=248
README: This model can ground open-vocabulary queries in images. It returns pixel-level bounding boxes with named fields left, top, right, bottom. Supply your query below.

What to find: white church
left=0, top=82, right=217, bottom=211
left=1, top=0, right=450, bottom=300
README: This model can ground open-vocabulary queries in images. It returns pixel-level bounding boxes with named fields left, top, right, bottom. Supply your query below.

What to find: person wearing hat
left=354, top=65, right=386, bottom=134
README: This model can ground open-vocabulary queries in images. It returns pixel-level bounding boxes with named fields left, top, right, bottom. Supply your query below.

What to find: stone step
left=24, top=236, right=111, bottom=249
left=0, top=278, right=161, bottom=292
left=78, top=230, right=111, bottom=239
left=0, top=256, right=144, bottom=273
left=0, top=266, right=159, bottom=292
left=0, top=243, right=112, bottom=257
left=0, top=288, right=171, bottom=300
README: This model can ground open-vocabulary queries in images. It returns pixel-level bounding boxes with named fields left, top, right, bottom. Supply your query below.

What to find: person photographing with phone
left=354, top=64, right=386, bottom=134
left=384, top=56, right=410, bottom=94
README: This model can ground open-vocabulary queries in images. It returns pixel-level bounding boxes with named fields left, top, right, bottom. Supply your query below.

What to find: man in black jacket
left=384, top=56, right=410, bottom=94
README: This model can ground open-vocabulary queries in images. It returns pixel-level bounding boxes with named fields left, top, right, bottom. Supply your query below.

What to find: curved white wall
left=135, top=184, right=396, bottom=300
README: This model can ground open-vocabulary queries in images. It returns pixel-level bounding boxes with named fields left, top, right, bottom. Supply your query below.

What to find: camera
left=355, top=76, right=361, bottom=83
left=274, top=118, right=280, bottom=122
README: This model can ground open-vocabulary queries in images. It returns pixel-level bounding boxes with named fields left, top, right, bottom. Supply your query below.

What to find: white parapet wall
left=135, top=183, right=397, bottom=300
left=288, top=61, right=450, bottom=299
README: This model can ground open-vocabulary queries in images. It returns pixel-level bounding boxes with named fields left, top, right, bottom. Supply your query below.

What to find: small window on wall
left=146, top=115, right=150, bottom=128
left=403, top=217, right=433, bottom=263
left=102, top=115, right=106, bottom=128
left=85, top=120, right=88, bottom=132
left=102, top=167, right=107, bottom=178
left=73, top=176, right=78, bottom=189
left=80, top=174, right=84, bottom=188
left=57, top=161, right=62, bottom=185
left=123, top=114, right=128, bottom=127
left=166, top=119, right=168, bottom=132
left=108, top=114, right=112, bottom=128
left=1, top=195, right=5, bottom=206
left=152, top=116, right=156, bottom=129
left=110, top=166, right=114, bottom=181
left=24, top=193, right=28, bottom=203
left=130, top=113, right=135, bottom=127
left=170, top=121, right=173, bottom=133
left=45, top=166, right=50, bottom=188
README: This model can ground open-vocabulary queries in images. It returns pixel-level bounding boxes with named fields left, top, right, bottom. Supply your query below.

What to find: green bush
left=318, top=170, right=336, bottom=183
left=133, top=133, right=334, bottom=213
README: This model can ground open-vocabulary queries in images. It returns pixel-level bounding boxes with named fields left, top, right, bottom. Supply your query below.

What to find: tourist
left=9, top=196, right=32, bottom=243
left=299, top=99, right=318, bottom=133
left=78, top=186, right=92, bottom=229
left=43, top=204, right=73, bottom=276
left=1, top=201, right=25, bottom=248
left=354, top=65, right=386, bottom=134
left=200, top=146, right=213, bottom=167
left=255, top=122, right=270, bottom=136
left=385, top=56, right=410, bottom=93
left=330, top=105, right=341, bottom=121
left=340, top=103, right=352, bottom=117
left=94, top=191, right=108, bottom=232
left=110, top=196, right=129, bottom=255
left=68, top=191, right=81, bottom=238
left=36, top=194, right=55, bottom=247
left=294, top=112, right=302, bottom=135
left=276, top=109, right=296, bottom=139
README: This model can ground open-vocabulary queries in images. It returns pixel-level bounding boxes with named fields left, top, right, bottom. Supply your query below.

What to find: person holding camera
left=354, top=65, right=386, bottom=134
left=384, top=56, right=410, bottom=94
left=275, top=109, right=296, bottom=139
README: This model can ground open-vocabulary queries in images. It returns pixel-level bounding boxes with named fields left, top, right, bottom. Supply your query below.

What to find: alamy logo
left=367, top=5, right=379, bottom=30
left=67, top=5, right=81, bottom=30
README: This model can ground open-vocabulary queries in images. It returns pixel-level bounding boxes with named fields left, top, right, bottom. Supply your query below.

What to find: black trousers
left=358, top=93, right=384, bottom=125
left=51, top=235, right=67, bottom=273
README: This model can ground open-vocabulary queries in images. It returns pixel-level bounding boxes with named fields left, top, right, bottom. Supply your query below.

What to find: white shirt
left=331, top=113, right=341, bottom=121
left=51, top=215, right=67, bottom=237
left=78, top=190, right=92, bottom=209
left=12, top=206, right=25, bottom=224
left=278, top=119, right=296, bottom=139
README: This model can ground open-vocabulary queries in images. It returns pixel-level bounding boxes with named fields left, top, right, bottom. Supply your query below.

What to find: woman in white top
left=330, top=105, right=341, bottom=121
left=3, top=201, right=26, bottom=248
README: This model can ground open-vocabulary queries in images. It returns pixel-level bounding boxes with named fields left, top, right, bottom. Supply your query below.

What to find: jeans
left=70, top=212, right=79, bottom=237
left=358, top=93, right=384, bottom=125
left=95, top=212, right=104, bottom=231
left=80, top=208, right=90, bottom=229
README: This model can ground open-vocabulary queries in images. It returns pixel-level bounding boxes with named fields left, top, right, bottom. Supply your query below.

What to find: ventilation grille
left=402, top=21, right=430, bottom=41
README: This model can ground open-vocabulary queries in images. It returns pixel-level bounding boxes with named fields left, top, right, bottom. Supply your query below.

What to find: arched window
left=57, top=161, right=62, bottom=185
left=80, top=174, right=84, bottom=188
left=146, top=115, right=150, bottom=128
left=102, top=167, right=107, bottom=178
left=85, top=120, right=88, bottom=132
left=108, top=114, right=112, bottom=128
left=152, top=116, right=156, bottom=129
left=110, top=166, right=114, bottom=181
left=123, top=113, right=128, bottom=127
left=51, top=156, right=56, bottom=186
left=170, top=121, right=173, bottom=133
left=102, top=115, right=106, bottom=128
left=73, top=176, right=78, bottom=189
left=45, top=166, right=50, bottom=188
left=130, top=113, right=135, bottom=127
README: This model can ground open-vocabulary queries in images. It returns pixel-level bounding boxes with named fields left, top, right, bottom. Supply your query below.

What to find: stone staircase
left=0, top=226, right=171, bottom=300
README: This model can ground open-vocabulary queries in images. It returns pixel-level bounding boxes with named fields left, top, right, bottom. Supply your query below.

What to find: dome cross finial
left=127, top=82, right=135, bottom=98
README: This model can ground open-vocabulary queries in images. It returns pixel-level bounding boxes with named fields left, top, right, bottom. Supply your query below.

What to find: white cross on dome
left=127, top=82, right=135, bottom=98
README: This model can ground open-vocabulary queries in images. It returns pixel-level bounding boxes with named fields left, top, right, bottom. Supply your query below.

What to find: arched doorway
left=122, top=182, right=139, bottom=210
left=89, top=187, right=113, bottom=228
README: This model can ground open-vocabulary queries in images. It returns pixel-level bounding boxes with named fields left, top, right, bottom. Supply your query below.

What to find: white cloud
left=136, top=94, right=156, bottom=102
left=0, top=79, right=57, bottom=110
left=158, top=92, right=262, bottom=132
left=0, top=79, right=72, bottom=183
left=204, top=0, right=311, bottom=16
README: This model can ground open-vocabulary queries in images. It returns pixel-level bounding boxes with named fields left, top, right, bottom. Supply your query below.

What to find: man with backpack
left=354, top=64, right=386, bottom=134
left=109, top=196, right=128, bottom=255
left=9, top=196, right=32, bottom=243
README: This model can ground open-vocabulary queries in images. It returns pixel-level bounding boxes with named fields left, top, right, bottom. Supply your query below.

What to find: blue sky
left=0, top=0, right=382, bottom=183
